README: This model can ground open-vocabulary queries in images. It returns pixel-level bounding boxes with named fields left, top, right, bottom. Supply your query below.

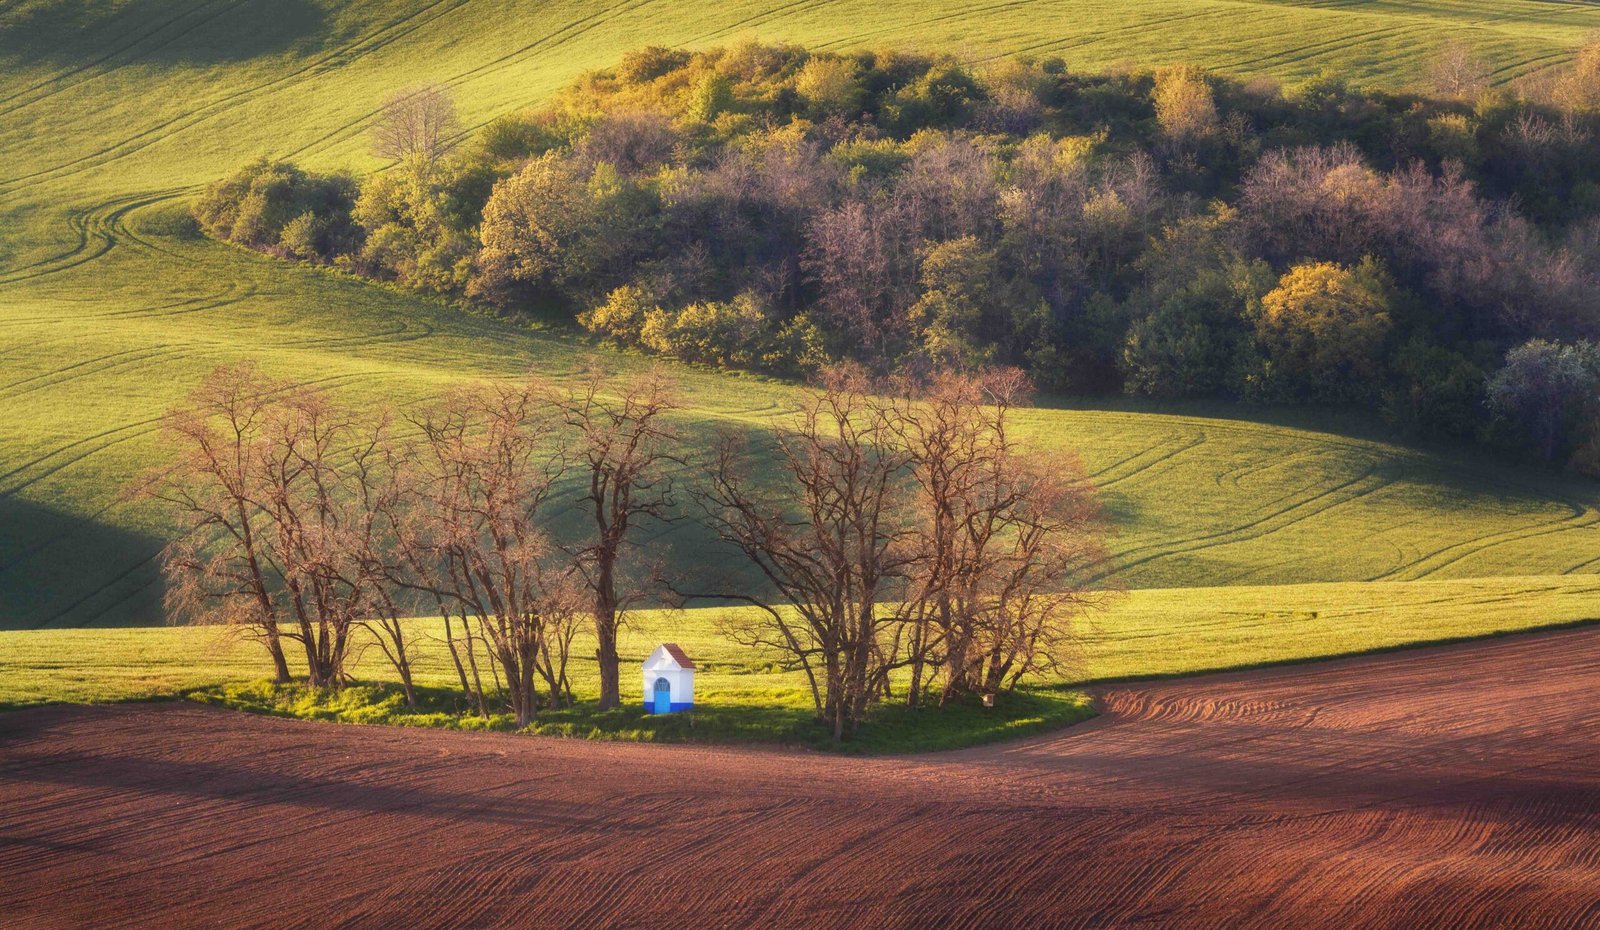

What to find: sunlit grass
left=5, top=1, right=1600, bottom=629
left=5, top=574, right=1596, bottom=748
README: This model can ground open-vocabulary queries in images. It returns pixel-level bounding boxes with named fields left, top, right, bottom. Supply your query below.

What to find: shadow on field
left=0, top=497, right=164, bottom=630
left=0, top=0, right=351, bottom=65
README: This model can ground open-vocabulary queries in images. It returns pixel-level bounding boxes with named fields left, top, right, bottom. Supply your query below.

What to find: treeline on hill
left=195, top=41, right=1600, bottom=473
left=142, top=363, right=1103, bottom=740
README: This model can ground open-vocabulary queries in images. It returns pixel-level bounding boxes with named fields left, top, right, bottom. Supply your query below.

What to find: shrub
left=193, top=159, right=358, bottom=256
left=763, top=313, right=832, bottom=375
left=477, top=113, right=553, bottom=164
left=580, top=283, right=659, bottom=346
left=642, top=292, right=772, bottom=367
left=278, top=211, right=324, bottom=259
left=618, top=46, right=691, bottom=84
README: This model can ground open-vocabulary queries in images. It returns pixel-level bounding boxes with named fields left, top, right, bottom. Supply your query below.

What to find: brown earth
left=3, top=628, right=1600, bottom=930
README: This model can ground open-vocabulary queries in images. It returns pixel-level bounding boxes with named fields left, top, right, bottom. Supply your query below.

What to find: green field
left=4, top=575, right=1597, bottom=748
left=5, top=0, right=1600, bottom=652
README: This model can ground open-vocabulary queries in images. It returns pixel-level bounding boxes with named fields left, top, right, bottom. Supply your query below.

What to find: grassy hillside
left=4, top=0, right=1600, bottom=630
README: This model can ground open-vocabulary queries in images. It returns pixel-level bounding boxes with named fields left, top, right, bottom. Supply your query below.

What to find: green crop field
left=4, top=0, right=1600, bottom=661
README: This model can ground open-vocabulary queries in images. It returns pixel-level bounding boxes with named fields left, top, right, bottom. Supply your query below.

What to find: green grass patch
left=184, top=678, right=1094, bottom=753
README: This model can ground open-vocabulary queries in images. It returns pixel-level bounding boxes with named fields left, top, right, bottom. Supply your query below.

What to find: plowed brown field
left=4, top=629, right=1600, bottom=930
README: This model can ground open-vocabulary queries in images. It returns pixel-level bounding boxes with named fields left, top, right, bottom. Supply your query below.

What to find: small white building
left=642, top=643, right=695, bottom=714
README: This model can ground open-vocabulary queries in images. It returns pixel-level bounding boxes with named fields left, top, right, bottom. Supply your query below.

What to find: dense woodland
left=195, top=41, right=1600, bottom=472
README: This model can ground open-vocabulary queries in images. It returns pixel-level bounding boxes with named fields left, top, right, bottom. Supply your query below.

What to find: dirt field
left=4, top=629, right=1599, bottom=930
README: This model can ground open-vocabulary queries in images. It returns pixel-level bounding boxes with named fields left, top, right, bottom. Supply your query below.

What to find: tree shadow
left=0, top=496, right=165, bottom=630
left=0, top=0, right=355, bottom=66
left=536, top=413, right=778, bottom=609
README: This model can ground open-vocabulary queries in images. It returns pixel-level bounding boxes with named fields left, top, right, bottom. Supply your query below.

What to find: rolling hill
left=4, top=0, right=1600, bottom=631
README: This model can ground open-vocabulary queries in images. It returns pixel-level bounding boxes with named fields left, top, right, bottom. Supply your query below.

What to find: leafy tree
left=473, top=155, right=660, bottom=305
left=1123, top=259, right=1270, bottom=398
left=1153, top=64, right=1220, bottom=144
left=884, top=64, right=984, bottom=132
left=1486, top=339, right=1600, bottom=463
left=687, top=72, right=734, bottom=123
left=907, top=236, right=999, bottom=367
left=796, top=56, right=863, bottom=117
left=1551, top=36, right=1600, bottom=112
left=1254, top=258, right=1395, bottom=401
left=1381, top=338, right=1486, bottom=438
left=352, top=159, right=477, bottom=292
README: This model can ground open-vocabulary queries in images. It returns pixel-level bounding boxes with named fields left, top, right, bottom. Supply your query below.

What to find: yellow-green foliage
left=1153, top=65, right=1220, bottom=142
left=1257, top=258, right=1395, bottom=396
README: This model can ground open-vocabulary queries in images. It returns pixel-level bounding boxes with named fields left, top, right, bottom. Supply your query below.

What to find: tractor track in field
left=0, top=0, right=253, bottom=118
left=0, top=0, right=479, bottom=196
left=1377, top=487, right=1600, bottom=582
left=4, top=627, right=1599, bottom=929
left=0, top=372, right=377, bottom=499
left=1086, top=462, right=1397, bottom=583
left=0, top=189, right=188, bottom=285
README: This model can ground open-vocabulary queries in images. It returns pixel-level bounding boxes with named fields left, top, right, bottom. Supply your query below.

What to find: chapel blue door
left=653, top=677, right=671, bottom=714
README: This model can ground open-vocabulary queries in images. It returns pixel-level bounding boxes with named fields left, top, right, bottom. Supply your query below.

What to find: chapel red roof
left=662, top=643, right=695, bottom=669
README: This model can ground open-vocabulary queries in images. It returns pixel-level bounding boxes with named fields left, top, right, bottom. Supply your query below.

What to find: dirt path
left=4, top=629, right=1599, bottom=929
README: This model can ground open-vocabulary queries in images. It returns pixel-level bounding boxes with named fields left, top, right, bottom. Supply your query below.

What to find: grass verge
left=182, top=679, right=1095, bottom=754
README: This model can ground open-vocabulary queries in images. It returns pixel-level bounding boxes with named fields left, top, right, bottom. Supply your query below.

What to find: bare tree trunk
left=462, top=621, right=491, bottom=719
left=594, top=562, right=621, bottom=709
left=442, top=615, right=476, bottom=712
left=263, top=623, right=292, bottom=684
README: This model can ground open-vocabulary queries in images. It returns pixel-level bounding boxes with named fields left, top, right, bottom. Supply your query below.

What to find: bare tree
left=804, top=199, right=919, bottom=360
left=892, top=368, right=1104, bottom=704
left=402, top=380, right=579, bottom=727
left=345, top=414, right=423, bottom=707
left=556, top=364, right=680, bottom=710
left=249, top=388, right=371, bottom=688
left=143, top=364, right=296, bottom=683
left=1427, top=40, right=1491, bottom=100
left=146, top=365, right=379, bottom=689
left=689, top=364, right=914, bottom=740
left=373, top=84, right=460, bottom=167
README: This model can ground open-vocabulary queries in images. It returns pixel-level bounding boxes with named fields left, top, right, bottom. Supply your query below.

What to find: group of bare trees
left=689, top=365, right=1104, bottom=740
left=144, top=363, right=678, bottom=728
left=147, top=361, right=1103, bottom=738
